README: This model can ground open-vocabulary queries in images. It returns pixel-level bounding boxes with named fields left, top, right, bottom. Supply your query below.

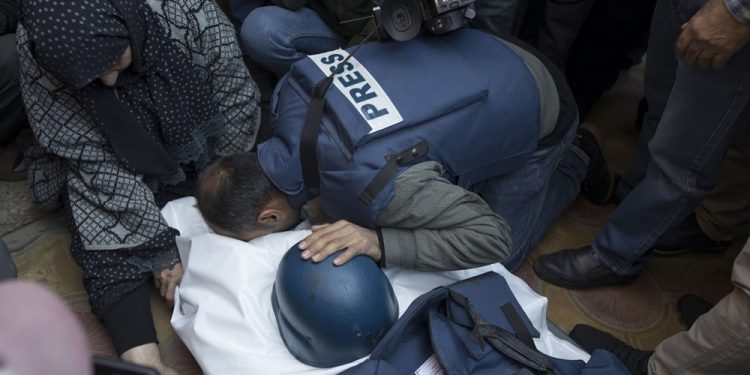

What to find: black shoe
left=652, top=213, right=729, bottom=256
left=575, top=128, right=616, bottom=205
left=569, top=324, right=652, bottom=375
left=677, top=294, right=713, bottom=329
left=533, top=246, right=637, bottom=289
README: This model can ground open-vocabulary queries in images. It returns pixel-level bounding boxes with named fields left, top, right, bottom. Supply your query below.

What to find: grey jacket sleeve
left=376, top=161, right=512, bottom=271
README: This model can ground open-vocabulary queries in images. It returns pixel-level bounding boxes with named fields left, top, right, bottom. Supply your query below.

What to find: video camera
left=373, top=0, right=476, bottom=41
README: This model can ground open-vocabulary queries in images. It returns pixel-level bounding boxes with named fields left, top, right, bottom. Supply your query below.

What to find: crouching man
left=197, top=28, right=609, bottom=272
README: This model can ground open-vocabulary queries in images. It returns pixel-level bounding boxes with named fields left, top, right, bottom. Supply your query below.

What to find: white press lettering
left=309, top=49, right=403, bottom=133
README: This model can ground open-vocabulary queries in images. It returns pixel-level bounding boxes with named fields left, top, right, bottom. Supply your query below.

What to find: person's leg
left=475, top=124, right=586, bottom=271
left=648, top=237, right=750, bottom=374
left=472, top=0, right=528, bottom=36
left=534, top=0, right=750, bottom=287
left=62, top=193, right=156, bottom=345
left=565, top=0, right=655, bottom=114
left=59, top=156, right=180, bottom=373
left=534, top=0, right=599, bottom=68
left=651, top=128, right=750, bottom=253
left=0, top=33, right=25, bottom=146
left=65, top=212, right=177, bottom=375
left=695, top=128, right=750, bottom=242
left=0, top=33, right=27, bottom=181
left=592, top=33, right=750, bottom=275
left=238, top=6, right=345, bottom=76
left=226, top=0, right=265, bottom=29
left=620, top=88, right=750, bottom=246
left=613, top=0, right=680, bottom=201
left=105, top=283, right=174, bottom=375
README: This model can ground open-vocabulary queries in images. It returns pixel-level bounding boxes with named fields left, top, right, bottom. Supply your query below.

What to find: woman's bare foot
left=121, top=343, right=178, bottom=375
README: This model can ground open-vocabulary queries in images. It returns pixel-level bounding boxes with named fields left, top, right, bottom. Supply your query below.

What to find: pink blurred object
left=0, top=280, right=92, bottom=375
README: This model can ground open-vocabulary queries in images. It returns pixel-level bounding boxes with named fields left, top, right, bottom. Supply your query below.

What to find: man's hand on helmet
left=298, top=220, right=382, bottom=266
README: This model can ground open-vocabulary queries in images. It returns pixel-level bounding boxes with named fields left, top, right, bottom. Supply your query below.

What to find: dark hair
left=197, top=152, right=279, bottom=235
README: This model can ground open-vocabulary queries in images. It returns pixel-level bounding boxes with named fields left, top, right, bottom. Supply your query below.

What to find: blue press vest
left=258, top=28, right=542, bottom=227
left=341, top=272, right=630, bottom=374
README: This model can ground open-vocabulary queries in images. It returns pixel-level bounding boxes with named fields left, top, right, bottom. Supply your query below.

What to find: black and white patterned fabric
left=24, top=0, right=228, bottom=179
left=18, top=0, right=260, bottom=313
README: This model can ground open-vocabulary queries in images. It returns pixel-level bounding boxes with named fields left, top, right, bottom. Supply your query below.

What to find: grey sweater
left=377, top=161, right=512, bottom=271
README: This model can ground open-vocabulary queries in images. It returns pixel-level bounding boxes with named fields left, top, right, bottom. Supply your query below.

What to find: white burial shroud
left=162, top=197, right=588, bottom=375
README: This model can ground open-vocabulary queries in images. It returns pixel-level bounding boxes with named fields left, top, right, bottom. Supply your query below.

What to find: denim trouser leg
left=593, top=0, right=750, bottom=275
left=476, top=124, right=587, bottom=272
left=227, top=0, right=265, bottom=29
left=238, top=6, right=345, bottom=76
left=614, top=0, right=678, bottom=200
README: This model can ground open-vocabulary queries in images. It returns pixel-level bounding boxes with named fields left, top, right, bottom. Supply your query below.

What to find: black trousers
left=0, top=33, right=25, bottom=146
left=565, top=0, right=655, bottom=114
left=102, top=282, right=159, bottom=355
left=518, top=0, right=655, bottom=114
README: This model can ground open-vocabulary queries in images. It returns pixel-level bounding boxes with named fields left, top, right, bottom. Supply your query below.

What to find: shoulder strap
left=299, top=27, right=381, bottom=198
left=449, top=290, right=556, bottom=374
left=300, top=75, right=335, bottom=197
left=359, top=140, right=429, bottom=204
left=501, top=302, right=535, bottom=350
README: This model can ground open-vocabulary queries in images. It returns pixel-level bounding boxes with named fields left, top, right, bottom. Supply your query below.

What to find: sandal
left=0, top=143, right=27, bottom=182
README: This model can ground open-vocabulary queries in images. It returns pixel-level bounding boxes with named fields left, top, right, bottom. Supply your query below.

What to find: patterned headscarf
left=23, top=0, right=223, bottom=177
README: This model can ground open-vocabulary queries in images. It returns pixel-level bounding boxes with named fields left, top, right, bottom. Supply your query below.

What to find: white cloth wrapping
left=163, top=197, right=588, bottom=375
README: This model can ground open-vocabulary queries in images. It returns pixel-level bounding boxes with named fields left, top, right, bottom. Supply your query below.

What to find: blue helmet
left=272, top=243, right=399, bottom=368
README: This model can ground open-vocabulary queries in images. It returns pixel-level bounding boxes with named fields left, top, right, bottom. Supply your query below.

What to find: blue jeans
left=475, top=123, right=588, bottom=272
left=593, top=0, right=750, bottom=275
left=226, top=0, right=265, bottom=29
left=238, top=6, right=345, bottom=76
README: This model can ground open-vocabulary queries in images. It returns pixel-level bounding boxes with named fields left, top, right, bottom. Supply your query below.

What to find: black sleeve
left=0, top=0, right=20, bottom=35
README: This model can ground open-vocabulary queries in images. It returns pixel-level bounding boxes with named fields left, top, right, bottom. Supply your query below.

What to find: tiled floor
left=1, top=62, right=739, bottom=373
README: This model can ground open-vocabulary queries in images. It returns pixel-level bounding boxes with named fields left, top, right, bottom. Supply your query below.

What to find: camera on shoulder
left=373, top=0, right=476, bottom=41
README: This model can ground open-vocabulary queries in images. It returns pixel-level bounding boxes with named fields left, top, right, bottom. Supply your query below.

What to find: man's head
left=197, top=152, right=300, bottom=241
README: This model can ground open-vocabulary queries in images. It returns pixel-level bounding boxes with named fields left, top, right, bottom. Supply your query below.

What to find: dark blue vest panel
left=259, top=28, right=541, bottom=227
left=340, top=272, right=630, bottom=375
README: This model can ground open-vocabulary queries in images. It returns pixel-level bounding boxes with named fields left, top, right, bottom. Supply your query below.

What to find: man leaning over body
left=196, top=29, right=614, bottom=273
